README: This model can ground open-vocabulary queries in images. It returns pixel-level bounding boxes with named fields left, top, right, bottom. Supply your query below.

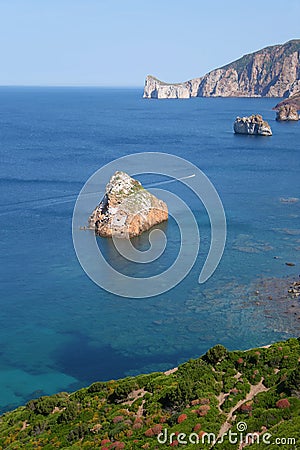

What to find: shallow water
left=0, top=87, right=299, bottom=412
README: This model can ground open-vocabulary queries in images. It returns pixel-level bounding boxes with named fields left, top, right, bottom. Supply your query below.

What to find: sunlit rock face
left=89, top=171, right=168, bottom=238
left=233, top=115, right=272, bottom=136
left=276, top=105, right=299, bottom=121
left=144, top=40, right=300, bottom=99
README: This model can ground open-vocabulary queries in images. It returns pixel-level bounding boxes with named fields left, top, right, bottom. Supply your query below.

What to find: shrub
left=113, top=416, right=123, bottom=424
left=108, top=379, right=138, bottom=402
left=114, top=442, right=125, bottom=449
left=66, top=423, right=89, bottom=443
left=57, top=403, right=78, bottom=423
left=30, top=420, right=49, bottom=436
left=205, top=345, right=228, bottom=364
left=108, top=422, right=127, bottom=439
left=177, top=414, right=187, bottom=423
left=87, top=382, right=107, bottom=393
left=26, top=396, right=59, bottom=416
left=152, top=424, right=163, bottom=435
left=281, top=366, right=300, bottom=396
left=276, top=399, right=291, bottom=409
left=198, top=405, right=210, bottom=415
left=239, top=402, right=252, bottom=413
left=167, top=413, right=181, bottom=426
left=144, top=428, right=154, bottom=437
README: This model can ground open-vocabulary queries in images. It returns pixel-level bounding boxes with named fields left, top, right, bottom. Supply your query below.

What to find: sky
left=0, top=0, right=299, bottom=86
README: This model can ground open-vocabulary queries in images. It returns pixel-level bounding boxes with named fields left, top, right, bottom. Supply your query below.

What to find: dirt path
left=122, top=388, right=148, bottom=418
left=137, top=399, right=146, bottom=418
left=122, top=388, right=147, bottom=406
left=213, top=378, right=269, bottom=447
left=216, top=392, right=229, bottom=414
left=164, top=367, right=178, bottom=376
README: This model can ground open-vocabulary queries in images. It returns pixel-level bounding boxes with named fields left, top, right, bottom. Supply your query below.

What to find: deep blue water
left=0, top=87, right=299, bottom=412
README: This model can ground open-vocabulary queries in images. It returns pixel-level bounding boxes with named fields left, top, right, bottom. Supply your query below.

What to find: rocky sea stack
left=233, top=115, right=272, bottom=136
left=274, top=91, right=300, bottom=121
left=144, top=39, right=300, bottom=99
left=276, top=104, right=299, bottom=121
left=89, top=171, right=168, bottom=238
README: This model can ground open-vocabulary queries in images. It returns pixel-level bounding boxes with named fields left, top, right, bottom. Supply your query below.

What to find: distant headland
left=143, top=39, right=300, bottom=99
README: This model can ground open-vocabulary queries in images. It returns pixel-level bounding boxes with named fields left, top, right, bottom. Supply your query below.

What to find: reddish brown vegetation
left=276, top=399, right=291, bottom=409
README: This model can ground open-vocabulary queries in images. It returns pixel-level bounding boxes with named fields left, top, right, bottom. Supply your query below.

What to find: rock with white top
left=89, top=171, right=168, bottom=238
left=233, top=114, right=272, bottom=136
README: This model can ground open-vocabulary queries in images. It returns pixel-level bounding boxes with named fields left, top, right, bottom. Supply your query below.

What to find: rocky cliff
left=276, top=104, right=299, bottom=121
left=273, top=90, right=300, bottom=120
left=89, top=171, right=168, bottom=238
left=143, top=76, right=201, bottom=99
left=274, top=90, right=300, bottom=110
left=143, top=39, right=300, bottom=99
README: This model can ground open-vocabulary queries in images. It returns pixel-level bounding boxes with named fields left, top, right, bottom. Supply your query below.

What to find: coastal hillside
left=0, top=338, right=299, bottom=449
left=144, top=39, right=300, bottom=99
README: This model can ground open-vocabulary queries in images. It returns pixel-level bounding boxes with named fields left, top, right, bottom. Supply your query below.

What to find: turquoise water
left=0, top=87, right=299, bottom=412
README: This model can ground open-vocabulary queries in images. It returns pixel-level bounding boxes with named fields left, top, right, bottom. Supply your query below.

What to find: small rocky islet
left=89, top=171, right=168, bottom=238
left=232, top=102, right=299, bottom=135
left=233, top=114, right=272, bottom=136
left=273, top=91, right=300, bottom=121
left=233, top=91, right=300, bottom=134
left=275, top=104, right=299, bottom=121
left=274, top=91, right=300, bottom=115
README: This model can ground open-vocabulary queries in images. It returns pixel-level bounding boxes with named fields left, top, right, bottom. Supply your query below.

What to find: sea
left=0, top=87, right=299, bottom=412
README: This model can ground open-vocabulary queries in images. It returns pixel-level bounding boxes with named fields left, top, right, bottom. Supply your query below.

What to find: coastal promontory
left=144, top=39, right=300, bottom=99
left=89, top=171, right=168, bottom=238
left=274, top=90, right=300, bottom=110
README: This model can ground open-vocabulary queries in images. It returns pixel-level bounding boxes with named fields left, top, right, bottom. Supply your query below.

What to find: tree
left=205, top=345, right=228, bottom=365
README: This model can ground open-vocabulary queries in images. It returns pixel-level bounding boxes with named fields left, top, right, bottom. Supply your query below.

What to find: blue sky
left=0, top=0, right=299, bottom=86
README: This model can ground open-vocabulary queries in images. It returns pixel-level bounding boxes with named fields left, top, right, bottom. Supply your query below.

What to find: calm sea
left=0, top=87, right=299, bottom=412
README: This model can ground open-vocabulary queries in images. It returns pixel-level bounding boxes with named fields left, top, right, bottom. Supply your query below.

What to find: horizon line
left=0, top=84, right=144, bottom=88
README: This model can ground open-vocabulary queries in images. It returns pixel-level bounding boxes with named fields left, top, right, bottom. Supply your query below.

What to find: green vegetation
left=221, top=39, right=300, bottom=74
left=0, top=338, right=299, bottom=449
left=284, top=39, right=300, bottom=56
left=114, top=180, right=144, bottom=202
